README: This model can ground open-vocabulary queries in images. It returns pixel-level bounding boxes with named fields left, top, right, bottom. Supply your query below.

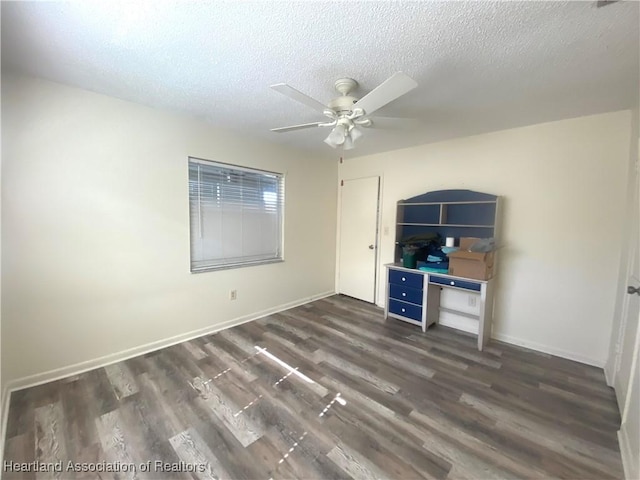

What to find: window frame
left=188, top=156, right=285, bottom=273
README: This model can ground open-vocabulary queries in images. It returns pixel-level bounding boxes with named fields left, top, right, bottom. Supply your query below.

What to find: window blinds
left=188, top=158, right=284, bottom=271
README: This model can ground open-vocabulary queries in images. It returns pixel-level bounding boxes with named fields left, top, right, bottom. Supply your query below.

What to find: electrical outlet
left=468, top=295, right=477, bottom=307
left=230, top=290, right=237, bottom=301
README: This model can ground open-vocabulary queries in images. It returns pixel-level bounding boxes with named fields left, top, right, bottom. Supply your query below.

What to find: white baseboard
left=378, top=300, right=606, bottom=368
left=618, top=428, right=638, bottom=480
left=604, top=364, right=614, bottom=387
left=3, top=290, right=335, bottom=396
left=492, top=332, right=605, bottom=368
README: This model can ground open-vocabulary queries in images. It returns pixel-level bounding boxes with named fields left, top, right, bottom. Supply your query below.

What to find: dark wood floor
left=3, top=295, right=623, bottom=479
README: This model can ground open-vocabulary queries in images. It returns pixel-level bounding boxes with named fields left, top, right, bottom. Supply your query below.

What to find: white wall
left=340, top=111, right=632, bottom=366
left=1, top=74, right=338, bottom=391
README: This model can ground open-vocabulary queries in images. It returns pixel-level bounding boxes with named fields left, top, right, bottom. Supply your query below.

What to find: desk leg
left=384, top=275, right=390, bottom=320
left=425, top=283, right=441, bottom=331
left=477, top=281, right=494, bottom=351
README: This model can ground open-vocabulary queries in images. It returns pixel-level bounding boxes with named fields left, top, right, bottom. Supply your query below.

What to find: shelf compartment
left=443, top=203, right=496, bottom=226
left=400, top=204, right=440, bottom=225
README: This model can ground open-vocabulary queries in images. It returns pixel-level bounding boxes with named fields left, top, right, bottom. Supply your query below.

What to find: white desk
left=384, top=264, right=495, bottom=351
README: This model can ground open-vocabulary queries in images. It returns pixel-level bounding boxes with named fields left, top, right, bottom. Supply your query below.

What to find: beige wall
left=1, top=74, right=338, bottom=390
left=339, top=111, right=632, bottom=366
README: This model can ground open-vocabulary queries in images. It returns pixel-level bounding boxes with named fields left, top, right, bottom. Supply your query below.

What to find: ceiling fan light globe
left=324, top=127, right=342, bottom=148
left=350, top=126, right=363, bottom=141
left=343, top=135, right=355, bottom=150
left=327, top=124, right=347, bottom=145
left=324, top=135, right=338, bottom=148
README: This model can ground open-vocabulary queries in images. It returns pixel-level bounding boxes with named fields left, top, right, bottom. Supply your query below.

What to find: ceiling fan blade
left=366, top=116, right=424, bottom=130
left=354, top=72, right=417, bottom=117
left=271, top=122, right=324, bottom=133
left=271, top=83, right=327, bottom=113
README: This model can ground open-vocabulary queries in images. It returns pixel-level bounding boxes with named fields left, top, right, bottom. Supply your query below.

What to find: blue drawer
left=388, top=269, right=423, bottom=289
left=388, top=299, right=423, bottom=321
left=389, top=283, right=423, bottom=305
left=429, top=275, right=481, bottom=292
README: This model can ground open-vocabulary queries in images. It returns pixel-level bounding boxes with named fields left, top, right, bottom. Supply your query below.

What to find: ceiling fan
left=270, top=72, right=418, bottom=150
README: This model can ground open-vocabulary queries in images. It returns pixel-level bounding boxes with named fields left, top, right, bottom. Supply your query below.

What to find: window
left=188, top=157, right=284, bottom=272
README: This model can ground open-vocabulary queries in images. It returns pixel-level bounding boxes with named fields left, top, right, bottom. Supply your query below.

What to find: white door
left=612, top=141, right=640, bottom=480
left=614, top=212, right=639, bottom=409
left=338, top=176, right=380, bottom=303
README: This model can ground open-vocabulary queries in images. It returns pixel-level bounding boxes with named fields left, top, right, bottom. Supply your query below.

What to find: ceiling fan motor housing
left=329, top=95, right=358, bottom=114
left=329, top=77, right=359, bottom=114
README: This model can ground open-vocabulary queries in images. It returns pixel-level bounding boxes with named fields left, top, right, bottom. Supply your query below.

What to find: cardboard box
left=459, top=237, right=481, bottom=250
left=448, top=238, right=495, bottom=280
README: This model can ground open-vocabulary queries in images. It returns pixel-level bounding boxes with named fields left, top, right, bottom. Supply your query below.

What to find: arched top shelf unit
left=395, top=189, right=500, bottom=258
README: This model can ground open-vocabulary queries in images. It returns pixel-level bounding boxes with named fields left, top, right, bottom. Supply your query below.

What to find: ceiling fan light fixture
left=271, top=72, right=417, bottom=150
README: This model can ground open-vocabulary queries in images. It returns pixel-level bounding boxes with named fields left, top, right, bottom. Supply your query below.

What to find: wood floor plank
left=34, top=402, right=68, bottom=480
left=59, top=378, right=102, bottom=466
left=326, top=401, right=450, bottom=480
left=104, top=363, right=139, bottom=401
left=314, top=348, right=401, bottom=394
left=182, top=341, right=208, bottom=361
left=538, top=381, right=621, bottom=415
left=4, top=433, right=36, bottom=480
left=197, top=376, right=265, bottom=447
left=326, top=314, right=472, bottom=371
left=202, top=342, right=258, bottom=383
left=168, top=428, right=227, bottom=480
left=82, top=369, right=119, bottom=417
left=315, top=315, right=439, bottom=379
left=94, top=410, right=140, bottom=480
left=327, top=442, right=393, bottom=480
left=117, top=390, right=191, bottom=479
left=409, top=408, right=550, bottom=479
left=217, top=330, right=258, bottom=356
left=260, top=313, right=310, bottom=336
left=135, top=371, right=188, bottom=438
left=176, top=395, right=267, bottom=480
left=421, top=432, right=515, bottom=480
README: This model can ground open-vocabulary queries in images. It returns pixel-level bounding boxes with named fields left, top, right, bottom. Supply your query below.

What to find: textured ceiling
left=2, top=1, right=638, bottom=159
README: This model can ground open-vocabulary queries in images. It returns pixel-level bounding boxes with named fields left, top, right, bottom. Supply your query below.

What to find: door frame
left=605, top=130, right=640, bottom=480
left=335, top=175, right=382, bottom=304
left=606, top=136, right=640, bottom=391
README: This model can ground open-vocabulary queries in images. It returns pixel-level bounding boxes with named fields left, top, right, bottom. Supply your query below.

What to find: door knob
left=628, top=285, right=640, bottom=295
left=369, top=244, right=375, bottom=250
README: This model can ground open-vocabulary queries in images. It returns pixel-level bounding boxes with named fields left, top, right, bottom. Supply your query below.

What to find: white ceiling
left=2, top=1, right=638, bottom=159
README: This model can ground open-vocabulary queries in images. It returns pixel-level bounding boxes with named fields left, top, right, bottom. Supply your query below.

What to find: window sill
left=191, top=258, right=284, bottom=273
